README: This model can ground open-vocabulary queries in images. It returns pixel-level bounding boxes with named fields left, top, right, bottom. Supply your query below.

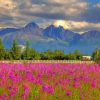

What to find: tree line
left=92, top=48, right=100, bottom=64
left=0, top=38, right=100, bottom=62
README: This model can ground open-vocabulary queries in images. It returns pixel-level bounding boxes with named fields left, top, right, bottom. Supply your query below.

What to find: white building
left=82, top=56, right=92, bottom=60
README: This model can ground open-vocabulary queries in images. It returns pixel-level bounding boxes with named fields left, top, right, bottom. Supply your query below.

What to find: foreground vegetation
left=0, top=63, right=100, bottom=100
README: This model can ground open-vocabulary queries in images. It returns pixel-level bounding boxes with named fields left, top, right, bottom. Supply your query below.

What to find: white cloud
left=0, top=0, right=100, bottom=32
left=29, top=0, right=88, bottom=16
left=94, top=3, right=100, bottom=8
left=0, top=0, right=16, bottom=10
left=52, top=20, right=100, bottom=32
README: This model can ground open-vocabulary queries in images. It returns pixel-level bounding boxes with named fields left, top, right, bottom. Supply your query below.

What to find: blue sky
left=0, top=0, right=100, bottom=32
left=87, top=0, right=100, bottom=4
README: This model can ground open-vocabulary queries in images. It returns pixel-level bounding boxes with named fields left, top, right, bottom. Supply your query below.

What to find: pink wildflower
left=91, top=79, right=96, bottom=88
left=42, top=85, right=49, bottom=92
left=22, top=84, right=29, bottom=98
left=73, top=82, right=80, bottom=88
left=66, top=91, right=71, bottom=97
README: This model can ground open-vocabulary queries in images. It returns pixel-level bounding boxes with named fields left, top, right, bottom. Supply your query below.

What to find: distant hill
left=0, top=28, right=18, bottom=36
left=0, top=22, right=100, bottom=55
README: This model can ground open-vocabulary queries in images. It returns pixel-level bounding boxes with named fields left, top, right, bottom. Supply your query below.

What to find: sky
left=0, top=0, right=100, bottom=32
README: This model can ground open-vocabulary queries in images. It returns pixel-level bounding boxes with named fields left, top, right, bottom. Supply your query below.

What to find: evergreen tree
left=74, top=50, right=83, bottom=60
left=40, top=50, right=54, bottom=60
left=40, top=50, right=66, bottom=60
left=10, top=39, right=20, bottom=60
left=0, top=38, right=5, bottom=60
left=4, top=50, right=12, bottom=60
left=53, top=50, right=65, bottom=60
left=28, top=48, right=41, bottom=60
left=21, top=42, right=30, bottom=60
left=66, top=50, right=83, bottom=60
left=34, top=52, right=41, bottom=60
left=67, top=53, right=75, bottom=60
left=92, top=48, right=100, bottom=64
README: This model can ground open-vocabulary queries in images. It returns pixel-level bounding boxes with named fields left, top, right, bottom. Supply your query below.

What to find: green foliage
left=21, top=42, right=30, bottom=60
left=40, top=50, right=66, bottom=60
left=4, top=50, right=12, bottom=60
left=33, top=51, right=41, bottom=60
left=41, top=50, right=54, bottom=60
left=53, top=50, right=66, bottom=60
left=92, top=48, right=100, bottom=63
left=0, top=38, right=5, bottom=60
left=66, top=50, right=83, bottom=60
left=21, top=42, right=41, bottom=60
left=0, top=38, right=88, bottom=60
left=10, top=39, right=21, bottom=60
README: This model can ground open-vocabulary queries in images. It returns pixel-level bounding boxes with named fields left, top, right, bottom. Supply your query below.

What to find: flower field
left=0, top=62, right=100, bottom=100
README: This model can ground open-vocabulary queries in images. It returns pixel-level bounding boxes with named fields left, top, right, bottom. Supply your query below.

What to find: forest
left=0, top=38, right=100, bottom=62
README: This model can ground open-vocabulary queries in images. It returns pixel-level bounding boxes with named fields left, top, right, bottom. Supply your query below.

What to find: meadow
left=0, top=62, right=100, bottom=100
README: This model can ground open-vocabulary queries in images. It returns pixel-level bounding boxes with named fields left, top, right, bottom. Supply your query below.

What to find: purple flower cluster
left=0, top=62, right=99, bottom=99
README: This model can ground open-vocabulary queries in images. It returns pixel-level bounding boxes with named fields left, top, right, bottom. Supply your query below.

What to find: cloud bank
left=0, top=0, right=100, bottom=32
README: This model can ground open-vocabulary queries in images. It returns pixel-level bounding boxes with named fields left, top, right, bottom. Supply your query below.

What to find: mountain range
left=0, top=22, right=100, bottom=55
